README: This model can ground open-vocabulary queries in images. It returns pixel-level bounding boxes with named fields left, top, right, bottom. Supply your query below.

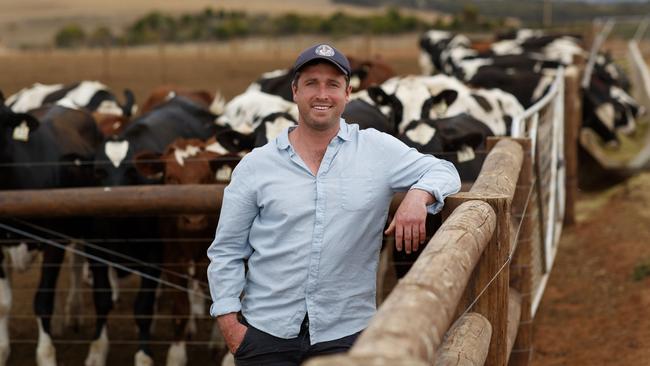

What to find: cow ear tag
left=432, top=102, right=447, bottom=117
left=12, top=121, right=30, bottom=142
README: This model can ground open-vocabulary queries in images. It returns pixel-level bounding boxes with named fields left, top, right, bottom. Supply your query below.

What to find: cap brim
left=294, top=57, right=349, bottom=77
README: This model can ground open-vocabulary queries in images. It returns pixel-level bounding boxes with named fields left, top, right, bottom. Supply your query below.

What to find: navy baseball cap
left=293, top=44, right=351, bottom=77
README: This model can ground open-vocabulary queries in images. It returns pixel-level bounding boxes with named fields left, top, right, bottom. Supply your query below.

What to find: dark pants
left=234, top=316, right=361, bottom=366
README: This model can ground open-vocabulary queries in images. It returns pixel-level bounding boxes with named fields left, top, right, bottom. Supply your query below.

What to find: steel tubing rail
left=0, top=184, right=226, bottom=218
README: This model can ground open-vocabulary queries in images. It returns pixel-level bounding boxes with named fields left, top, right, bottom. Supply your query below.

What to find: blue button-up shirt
left=207, top=119, right=460, bottom=344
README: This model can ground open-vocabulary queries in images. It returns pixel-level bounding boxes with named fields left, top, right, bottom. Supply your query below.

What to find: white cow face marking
left=173, top=145, right=201, bottom=167
left=105, top=141, right=129, bottom=168
left=406, top=123, right=436, bottom=146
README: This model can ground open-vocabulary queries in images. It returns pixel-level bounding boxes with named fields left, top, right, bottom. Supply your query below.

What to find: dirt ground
left=530, top=172, right=650, bottom=366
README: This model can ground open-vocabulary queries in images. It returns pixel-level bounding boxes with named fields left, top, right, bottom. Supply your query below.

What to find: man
left=207, top=43, right=461, bottom=365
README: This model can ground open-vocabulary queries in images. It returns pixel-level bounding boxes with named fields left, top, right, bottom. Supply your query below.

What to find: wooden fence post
left=505, top=139, right=535, bottom=366
left=444, top=193, right=510, bottom=366
left=563, top=62, right=583, bottom=226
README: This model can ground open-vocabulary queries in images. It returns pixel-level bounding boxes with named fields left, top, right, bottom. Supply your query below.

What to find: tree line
left=54, top=7, right=437, bottom=48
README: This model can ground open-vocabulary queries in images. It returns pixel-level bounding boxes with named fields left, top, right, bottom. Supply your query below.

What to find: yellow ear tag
left=457, top=145, right=476, bottom=163
left=12, top=121, right=30, bottom=142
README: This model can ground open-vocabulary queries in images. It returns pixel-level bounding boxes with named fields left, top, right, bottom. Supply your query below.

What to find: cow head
left=134, top=138, right=241, bottom=232
left=217, top=90, right=298, bottom=134
left=583, top=79, right=643, bottom=145
left=94, top=138, right=143, bottom=186
left=399, top=113, right=494, bottom=181
left=348, top=56, right=396, bottom=92
left=0, top=101, right=40, bottom=145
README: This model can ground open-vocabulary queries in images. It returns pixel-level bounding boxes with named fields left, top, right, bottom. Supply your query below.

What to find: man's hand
left=217, top=313, right=248, bottom=354
left=384, top=189, right=434, bottom=254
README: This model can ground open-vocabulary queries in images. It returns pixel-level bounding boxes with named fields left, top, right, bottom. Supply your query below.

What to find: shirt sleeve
left=377, top=131, right=461, bottom=214
left=207, top=156, right=258, bottom=317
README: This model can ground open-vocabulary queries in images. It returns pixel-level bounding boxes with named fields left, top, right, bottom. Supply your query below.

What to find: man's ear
left=291, top=81, right=298, bottom=102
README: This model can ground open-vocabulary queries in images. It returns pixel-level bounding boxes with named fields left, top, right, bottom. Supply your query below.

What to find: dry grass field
left=0, top=34, right=422, bottom=102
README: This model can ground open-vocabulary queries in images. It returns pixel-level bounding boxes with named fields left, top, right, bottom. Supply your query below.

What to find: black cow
left=1, top=96, right=103, bottom=365
left=86, top=95, right=223, bottom=365
left=342, top=99, right=397, bottom=135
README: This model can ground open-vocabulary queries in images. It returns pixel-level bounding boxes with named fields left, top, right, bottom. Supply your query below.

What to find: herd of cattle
left=0, top=28, right=644, bottom=366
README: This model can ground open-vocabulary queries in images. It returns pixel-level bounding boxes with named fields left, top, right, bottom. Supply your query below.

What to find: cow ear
left=215, top=128, right=255, bottom=153
left=435, top=89, right=459, bottom=107
left=367, top=86, right=390, bottom=106
left=7, top=112, right=40, bottom=131
left=122, top=89, right=137, bottom=117
left=133, top=151, right=164, bottom=179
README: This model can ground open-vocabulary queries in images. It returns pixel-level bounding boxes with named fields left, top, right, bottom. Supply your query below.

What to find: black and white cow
left=5, top=81, right=136, bottom=117
left=398, top=113, right=494, bottom=180
left=1, top=97, right=104, bottom=366
left=583, top=75, right=643, bottom=145
left=5, top=81, right=137, bottom=138
left=351, top=75, right=524, bottom=135
left=216, top=90, right=298, bottom=148
left=87, top=95, right=223, bottom=366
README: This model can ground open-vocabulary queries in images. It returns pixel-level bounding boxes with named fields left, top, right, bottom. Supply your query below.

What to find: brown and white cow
left=134, top=137, right=241, bottom=366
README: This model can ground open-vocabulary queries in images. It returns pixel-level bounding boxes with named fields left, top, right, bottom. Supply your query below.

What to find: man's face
left=292, top=62, right=351, bottom=133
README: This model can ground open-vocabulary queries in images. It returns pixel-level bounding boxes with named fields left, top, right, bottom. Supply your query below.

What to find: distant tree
left=54, top=24, right=86, bottom=48
left=88, top=26, right=114, bottom=47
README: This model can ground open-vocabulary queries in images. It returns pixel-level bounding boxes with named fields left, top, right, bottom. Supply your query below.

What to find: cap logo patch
left=315, top=45, right=335, bottom=57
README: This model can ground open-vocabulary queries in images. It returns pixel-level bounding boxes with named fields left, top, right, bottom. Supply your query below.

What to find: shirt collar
left=276, top=118, right=352, bottom=151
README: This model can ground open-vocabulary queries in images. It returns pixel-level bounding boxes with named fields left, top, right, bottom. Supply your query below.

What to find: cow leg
left=165, top=262, right=190, bottom=366
left=84, top=260, right=112, bottom=366
left=134, top=267, right=161, bottom=366
left=108, top=266, right=120, bottom=304
left=0, top=251, right=11, bottom=366
left=64, top=243, right=84, bottom=332
left=34, top=245, right=65, bottom=366
left=6, top=242, right=35, bottom=272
